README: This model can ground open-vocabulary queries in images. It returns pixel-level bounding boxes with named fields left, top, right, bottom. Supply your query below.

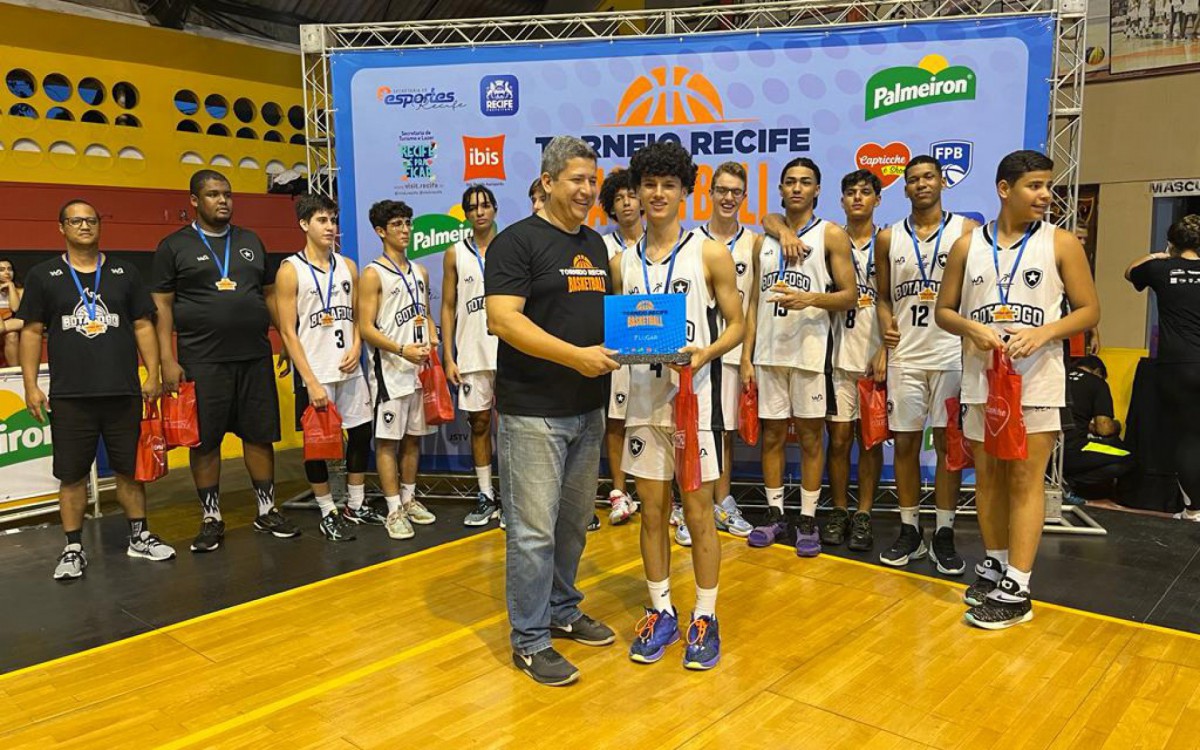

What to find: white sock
left=400, top=483, right=416, bottom=506
left=647, top=578, right=672, bottom=613
left=800, top=488, right=820, bottom=518
left=987, top=548, right=1010, bottom=569
left=347, top=484, right=365, bottom=511
left=314, top=493, right=336, bottom=516
left=766, top=487, right=785, bottom=512
left=899, top=506, right=919, bottom=528
left=1006, top=565, right=1032, bottom=593
left=936, top=509, right=955, bottom=531
left=476, top=465, right=494, bottom=498
left=694, top=584, right=718, bottom=619
left=385, top=494, right=401, bottom=514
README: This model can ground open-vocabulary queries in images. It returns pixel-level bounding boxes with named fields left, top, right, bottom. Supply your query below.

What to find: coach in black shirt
left=486, top=136, right=619, bottom=687
left=152, top=169, right=297, bottom=553
left=19, top=199, right=175, bottom=580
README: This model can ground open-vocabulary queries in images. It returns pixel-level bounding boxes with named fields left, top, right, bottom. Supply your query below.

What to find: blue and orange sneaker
left=683, top=613, right=721, bottom=670
left=629, top=607, right=680, bottom=663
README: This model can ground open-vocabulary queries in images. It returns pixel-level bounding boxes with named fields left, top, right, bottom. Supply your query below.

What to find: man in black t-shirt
left=18, top=200, right=176, bottom=580
left=1063, top=356, right=1132, bottom=500
left=486, top=136, right=619, bottom=687
left=152, top=169, right=297, bottom=553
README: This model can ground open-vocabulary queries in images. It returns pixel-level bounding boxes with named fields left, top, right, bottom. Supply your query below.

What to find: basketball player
left=275, top=195, right=376, bottom=542
left=599, top=168, right=642, bottom=526
left=611, top=142, right=744, bottom=670
left=747, top=158, right=857, bottom=558
left=936, top=150, right=1099, bottom=629
left=442, top=185, right=502, bottom=527
left=704, top=162, right=759, bottom=540
left=358, top=200, right=439, bottom=541
left=874, top=156, right=977, bottom=574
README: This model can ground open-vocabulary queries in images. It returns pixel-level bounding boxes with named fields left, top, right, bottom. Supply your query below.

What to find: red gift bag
left=419, top=349, right=455, bottom=426
left=738, top=382, right=760, bottom=446
left=857, top=377, right=890, bottom=450
left=673, top=365, right=702, bottom=493
left=162, top=381, right=201, bottom=449
left=301, top=402, right=345, bottom=461
left=985, top=350, right=1028, bottom=460
left=134, top=399, right=168, bottom=483
left=944, top=396, right=975, bottom=471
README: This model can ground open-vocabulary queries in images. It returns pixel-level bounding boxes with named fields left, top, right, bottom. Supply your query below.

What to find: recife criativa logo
left=865, top=54, right=976, bottom=120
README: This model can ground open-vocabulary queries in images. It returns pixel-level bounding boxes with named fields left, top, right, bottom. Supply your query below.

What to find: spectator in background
left=528, top=177, right=547, bottom=214
left=1063, top=356, right=1132, bottom=502
left=0, top=258, right=21, bottom=366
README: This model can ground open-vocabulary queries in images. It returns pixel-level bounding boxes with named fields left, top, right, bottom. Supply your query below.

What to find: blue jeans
left=499, top=409, right=604, bottom=656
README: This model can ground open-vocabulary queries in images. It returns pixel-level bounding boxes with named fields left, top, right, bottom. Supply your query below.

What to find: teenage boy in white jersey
left=443, top=184, right=503, bottom=527
left=276, top=195, right=377, bottom=542
left=874, top=156, right=977, bottom=574
left=610, top=141, right=744, bottom=670
left=937, top=150, right=1098, bottom=629
left=599, top=168, right=642, bottom=526
left=749, top=158, right=857, bottom=558
left=358, top=200, right=439, bottom=541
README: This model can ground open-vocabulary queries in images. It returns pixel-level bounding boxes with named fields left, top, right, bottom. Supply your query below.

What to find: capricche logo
left=865, top=54, right=976, bottom=120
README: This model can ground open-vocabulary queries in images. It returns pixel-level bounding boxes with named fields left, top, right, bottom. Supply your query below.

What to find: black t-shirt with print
left=1130, top=257, right=1200, bottom=364
left=17, top=255, right=155, bottom=398
left=485, top=214, right=611, bottom=417
left=151, top=224, right=276, bottom=364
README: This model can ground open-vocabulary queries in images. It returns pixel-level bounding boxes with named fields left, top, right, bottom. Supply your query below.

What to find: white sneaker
left=53, top=544, right=87, bottom=580
left=609, top=491, right=636, bottom=525
left=1173, top=509, right=1200, bottom=522
left=386, top=508, right=415, bottom=539
left=405, top=499, right=437, bottom=525
left=675, top=522, right=692, bottom=547
left=127, top=532, right=177, bottom=561
left=669, top=505, right=685, bottom=527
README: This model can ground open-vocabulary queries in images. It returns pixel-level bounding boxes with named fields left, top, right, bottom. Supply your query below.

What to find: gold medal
left=413, top=315, right=426, bottom=327
left=83, top=319, right=107, bottom=336
left=772, top=280, right=788, bottom=290
left=917, top=286, right=937, bottom=302
left=319, top=313, right=334, bottom=327
left=993, top=305, right=1016, bottom=323
left=857, top=293, right=874, bottom=310
left=215, top=277, right=237, bottom=292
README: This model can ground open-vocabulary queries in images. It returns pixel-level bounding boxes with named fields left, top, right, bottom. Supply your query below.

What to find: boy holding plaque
left=610, top=142, right=744, bottom=670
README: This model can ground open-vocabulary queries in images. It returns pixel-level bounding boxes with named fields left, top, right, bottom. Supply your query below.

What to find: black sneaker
left=512, top=646, right=580, bottom=686
left=964, top=577, right=1033, bottom=630
left=319, top=509, right=356, bottom=542
left=551, top=613, right=616, bottom=646
left=587, top=514, right=600, bottom=532
left=930, top=526, right=966, bottom=575
left=253, top=508, right=301, bottom=538
left=190, top=517, right=225, bottom=553
left=343, top=502, right=387, bottom=526
left=464, top=493, right=500, bottom=526
left=879, top=523, right=926, bottom=567
left=847, top=511, right=874, bottom=552
left=820, top=507, right=851, bottom=546
left=963, top=557, right=1005, bottom=606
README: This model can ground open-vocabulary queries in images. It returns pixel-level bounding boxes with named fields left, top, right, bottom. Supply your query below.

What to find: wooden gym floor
left=3, top=519, right=1200, bottom=749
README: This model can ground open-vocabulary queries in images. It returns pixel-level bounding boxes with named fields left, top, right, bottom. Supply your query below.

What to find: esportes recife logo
left=865, top=54, right=976, bottom=120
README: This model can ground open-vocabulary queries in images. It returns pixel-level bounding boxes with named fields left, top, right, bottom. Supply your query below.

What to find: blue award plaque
left=604, top=293, right=689, bottom=365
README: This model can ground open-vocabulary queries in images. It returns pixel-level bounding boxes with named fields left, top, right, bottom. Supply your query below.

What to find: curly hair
left=840, top=169, right=881, bottom=195
left=368, top=200, right=413, bottom=230
left=629, top=141, right=697, bottom=194
left=599, top=168, right=637, bottom=220
left=1168, top=214, right=1200, bottom=253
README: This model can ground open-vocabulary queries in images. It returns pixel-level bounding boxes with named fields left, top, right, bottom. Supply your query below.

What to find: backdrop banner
left=0, top=366, right=57, bottom=504
left=331, top=16, right=1054, bottom=482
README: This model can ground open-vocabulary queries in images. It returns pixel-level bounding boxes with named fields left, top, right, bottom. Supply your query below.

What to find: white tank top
left=368, top=256, right=428, bottom=402
left=835, top=230, right=883, bottom=374
left=700, top=224, right=757, bottom=367
left=959, top=221, right=1065, bottom=407
left=753, top=217, right=832, bottom=372
left=284, top=252, right=358, bottom=384
left=621, top=230, right=723, bottom=430
left=604, top=230, right=638, bottom=260
left=452, top=239, right=498, bottom=374
left=888, top=212, right=966, bottom=370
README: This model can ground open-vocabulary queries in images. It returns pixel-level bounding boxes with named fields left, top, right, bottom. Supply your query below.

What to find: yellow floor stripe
left=0, top=529, right=502, bottom=683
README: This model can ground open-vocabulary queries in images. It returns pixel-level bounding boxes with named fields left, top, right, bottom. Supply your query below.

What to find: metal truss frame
left=299, top=0, right=1096, bottom=533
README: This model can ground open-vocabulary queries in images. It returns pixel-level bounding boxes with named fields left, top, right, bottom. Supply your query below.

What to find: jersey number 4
left=910, top=305, right=930, bottom=328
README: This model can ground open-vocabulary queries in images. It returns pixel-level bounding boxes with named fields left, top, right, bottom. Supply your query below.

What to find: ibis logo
left=865, top=55, right=976, bottom=120
left=0, top=391, right=53, bottom=470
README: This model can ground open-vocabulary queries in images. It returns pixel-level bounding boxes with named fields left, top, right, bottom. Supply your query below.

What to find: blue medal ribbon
left=64, top=253, right=102, bottom=321
left=990, top=222, right=1038, bottom=309
left=638, top=227, right=686, bottom=294
left=380, top=254, right=423, bottom=317
left=464, top=239, right=486, bottom=277
left=303, top=251, right=336, bottom=314
left=847, top=227, right=878, bottom=288
left=779, top=216, right=819, bottom=279
left=905, top=212, right=949, bottom=289
left=193, top=223, right=232, bottom=282
left=700, top=223, right=744, bottom=254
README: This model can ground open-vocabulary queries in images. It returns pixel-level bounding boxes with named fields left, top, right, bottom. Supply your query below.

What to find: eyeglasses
left=711, top=187, right=745, bottom=199
left=64, top=217, right=100, bottom=227
left=387, top=219, right=412, bottom=229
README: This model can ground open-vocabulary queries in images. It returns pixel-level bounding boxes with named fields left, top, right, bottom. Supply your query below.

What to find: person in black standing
left=152, top=170, right=297, bottom=552
left=19, top=200, right=176, bottom=580
left=1127, top=214, right=1200, bottom=521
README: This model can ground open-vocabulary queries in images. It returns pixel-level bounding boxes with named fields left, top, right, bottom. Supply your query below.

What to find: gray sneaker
left=53, top=544, right=87, bottom=580
left=464, top=493, right=500, bottom=526
left=551, top=613, right=616, bottom=646
left=405, top=499, right=437, bottom=525
left=512, top=646, right=579, bottom=687
left=127, top=532, right=177, bottom=561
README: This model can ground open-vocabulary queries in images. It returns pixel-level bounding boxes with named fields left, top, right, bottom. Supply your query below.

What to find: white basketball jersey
left=285, top=252, right=358, bottom=384
left=604, top=230, right=638, bottom=260
left=834, top=231, right=883, bottom=374
left=701, top=224, right=757, bottom=367
left=959, top=221, right=1065, bottom=407
left=888, top=212, right=966, bottom=370
left=753, top=218, right=833, bottom=372
left=368, top=257, right=428, bottom=402
left=621, top=230, right=723, bottom=431
left=452, top=239, right=497, bottom=374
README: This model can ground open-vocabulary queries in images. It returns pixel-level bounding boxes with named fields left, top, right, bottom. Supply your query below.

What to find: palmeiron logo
left=865, top=54, right=976, bottom=120
left=0, top=391, right=53, bottom=470
left=410, top=212, right=472, bottom=260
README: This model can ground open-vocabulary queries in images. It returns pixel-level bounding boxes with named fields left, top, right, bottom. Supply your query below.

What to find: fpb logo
left=462, top=135, right=505, bottom=182
left=930, top=140, right=973, bottom=188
